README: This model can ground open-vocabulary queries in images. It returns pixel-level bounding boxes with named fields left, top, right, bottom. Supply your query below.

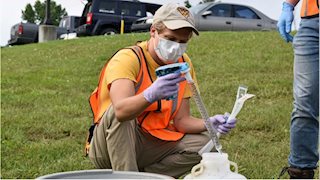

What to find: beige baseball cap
left=153, top=3, right=199, bottom=35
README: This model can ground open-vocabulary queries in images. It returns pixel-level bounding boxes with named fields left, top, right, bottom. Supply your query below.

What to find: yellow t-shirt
left=105, top=41, right=199, bottom=98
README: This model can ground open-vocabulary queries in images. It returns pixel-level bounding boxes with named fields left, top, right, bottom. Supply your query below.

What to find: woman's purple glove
left=143, top=73, right=185, bottom=103
left=208, top=113, right=237, bottom=134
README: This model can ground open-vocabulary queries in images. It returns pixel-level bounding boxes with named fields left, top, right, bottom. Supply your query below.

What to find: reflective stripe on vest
left=301, top=0, right=319, bottom=18
left=132, top=45, right=187, bottom=141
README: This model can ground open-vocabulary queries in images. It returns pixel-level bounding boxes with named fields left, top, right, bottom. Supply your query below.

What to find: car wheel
left=100, top=28, right=117, bottom=36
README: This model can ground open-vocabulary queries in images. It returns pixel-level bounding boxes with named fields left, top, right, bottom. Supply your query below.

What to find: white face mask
left=154, top=32, right=187, bottom=64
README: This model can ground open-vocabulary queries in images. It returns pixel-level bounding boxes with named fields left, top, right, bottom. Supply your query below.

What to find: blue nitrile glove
left=143, top=73, right=185, bottom=103
left=277, top=2, right=294, bottom=42
left=208, top=113, right=237, bottom=134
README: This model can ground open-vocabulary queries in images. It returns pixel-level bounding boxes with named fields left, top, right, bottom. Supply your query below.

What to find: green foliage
left=200, top=0, right=216, bottom=4
left=1, top=31, right=319, bottom=179
left=34, top=0, right=44, bottom=23
left=22, top=4, right=36, bottom=23
left=184, top=0, right=192, bottom=8
left=21, top=0, right=68, bottom=25
left=51, top=4, right=67, bottom=25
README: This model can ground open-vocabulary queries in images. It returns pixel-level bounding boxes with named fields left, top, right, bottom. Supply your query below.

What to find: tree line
left=22, top=0, right=67, bottom=26
left=21, top=0, right=216, bottom=25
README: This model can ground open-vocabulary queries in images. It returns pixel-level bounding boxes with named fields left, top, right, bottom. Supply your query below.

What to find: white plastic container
left=184, top=152, right=246, bottom=179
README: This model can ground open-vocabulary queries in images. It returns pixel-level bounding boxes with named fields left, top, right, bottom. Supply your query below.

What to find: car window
left=59, top=18, right=67, bottom=28
left=120, top=2, right=145, bottom=17
left=99, top=1, right=116, bottom=14
left=233, top=5, right=260, bottom=19
left=209, top=4, right=232, bottom=17
left=82, top=2, right=92, bottom=16
left=80, top=2, right=92, bottom=25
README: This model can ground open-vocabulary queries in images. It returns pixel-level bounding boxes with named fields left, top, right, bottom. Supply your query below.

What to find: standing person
left=86, top=3, right=237, bottom=178
left=277, top=0, right=319, bottom=178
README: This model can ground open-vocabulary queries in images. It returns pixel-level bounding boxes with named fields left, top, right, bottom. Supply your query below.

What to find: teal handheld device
left=155, top=62, right=190, bottom=100
left=155, top=62, right=190, bottom=77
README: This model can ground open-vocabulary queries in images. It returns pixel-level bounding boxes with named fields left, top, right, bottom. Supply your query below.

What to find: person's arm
left=277, top=0, right=300, bottom=42
left=286, top=0, right=300, bottom=6
left=173, top=98, right=237, bottom=134
left=173, top=98, right=207, bottom=133
left=110, top=73, right=186, bottom=122
left=109, top=78, right=150, bottom=122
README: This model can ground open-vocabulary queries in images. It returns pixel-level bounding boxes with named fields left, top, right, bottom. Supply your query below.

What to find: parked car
left=189, top=2, right=277, bottom=31
left=131, top=16, right=153, bottom=32
left=76, top=0, right=161, bottom=36
left=59, top=16, right=81, bottom=34
left=131, top=2, right=277, bottom=33
left=8, top=16, right=80, bottom=45
left=8, top=22, right=39, bottom=45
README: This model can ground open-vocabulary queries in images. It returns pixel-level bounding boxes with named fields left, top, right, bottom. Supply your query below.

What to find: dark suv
left=76, top=0, right=161, bottom=36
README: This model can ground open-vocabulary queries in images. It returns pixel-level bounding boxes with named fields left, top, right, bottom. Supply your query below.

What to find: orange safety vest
left=89, top=45, right=187, bottom=141
left=300, top=0, right=319, bottom=18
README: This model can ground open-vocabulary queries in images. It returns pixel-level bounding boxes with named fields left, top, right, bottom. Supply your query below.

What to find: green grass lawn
left=1, top=31, right=316, bottom=179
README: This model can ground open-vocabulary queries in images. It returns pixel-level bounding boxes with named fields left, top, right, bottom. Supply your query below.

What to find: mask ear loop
left=153, top=31, right=166, bottom=62
left=153, top=31, right=158, bottom=50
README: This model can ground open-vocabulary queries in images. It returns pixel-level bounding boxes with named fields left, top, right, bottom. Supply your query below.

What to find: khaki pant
left=89, top=106, right=210, bottom=178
